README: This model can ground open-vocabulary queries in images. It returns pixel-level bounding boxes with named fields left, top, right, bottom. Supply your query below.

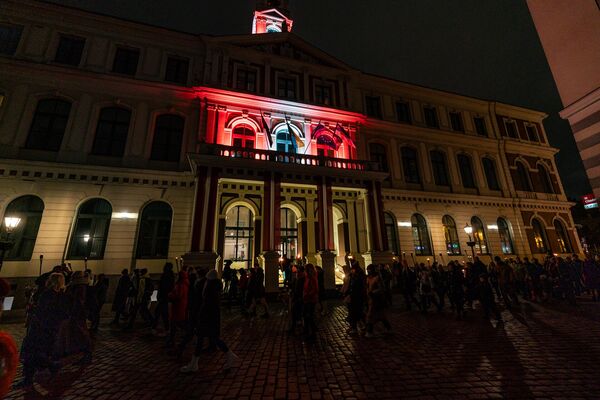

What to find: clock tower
left=252, top=0, right=293, bottom=34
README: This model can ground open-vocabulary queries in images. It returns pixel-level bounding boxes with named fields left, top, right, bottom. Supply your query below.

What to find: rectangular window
left=54, top=35, right=85, bottom=66
left=365, top=96, right=382, bottom=119
left=505, top=120, right=518, bottom=138
left=236, top=68, right=257, bottom=92
left=449, top=112, right=464, bottom=132
left=314, top=84, right=332, bottom=105
left=165, top=56, right=189, bottom=85
left=424, top=106, right=439, bottom=128
left=474, top=117, right=487, bottom=136
left=112, top=47, right=140, bottom=76
left=395, top=101, right=412, bottom=124
left=525, top=125, right=539, bottom=142
left=277, top=77, right=297, bottom=99
left=0, top=24, right=23, bottom=55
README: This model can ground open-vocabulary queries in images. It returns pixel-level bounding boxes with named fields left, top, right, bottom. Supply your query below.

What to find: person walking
left=365, top=264, right=392, bottom=338
left=401, top=262, right=420, bottom=311
left=126, top=268, right=153, bottom=329
left=111, top=269, right=131, bottom=326
left=247, top=267, right=270, bottom=318
left=152, top=263, right=175, bottom=336
left=496, top=256, right=519, bottom=308
left=166, top=269, right=189, bottom=347
left=90, top=274, right=109, bottom=332
left=449, top=262, right=466, bottom=320
left=180, top=269, right=238, bottom=373
left=288, top=265, right=305, bottom=334
left=479, top=273, right=503, bottom=322
left=346, top=263, right=366, bottom=335
left=303, top=264, right=319, bottom=342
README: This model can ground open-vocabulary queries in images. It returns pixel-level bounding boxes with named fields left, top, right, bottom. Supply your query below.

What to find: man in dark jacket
left=111, top=269, right=131, bottom=326
left=152, top=263, right=175, bottom=335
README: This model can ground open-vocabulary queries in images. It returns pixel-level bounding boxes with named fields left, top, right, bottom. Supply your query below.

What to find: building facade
left=0, top=0, right=582, bottom=307
left=527, top=0, right=600, bottom=198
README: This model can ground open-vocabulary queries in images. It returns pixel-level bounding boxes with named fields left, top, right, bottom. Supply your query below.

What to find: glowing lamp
left=397, top=221, right=412, bottom=227
left=83, top=234, right=90, bottom=242
left=3, top=216, right=21, bottom=233
left=463, top=224, right=473, bottom=235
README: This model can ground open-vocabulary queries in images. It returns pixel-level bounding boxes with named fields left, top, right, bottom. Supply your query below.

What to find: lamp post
left=463, top=223, right=476, bottom=259
left=0, top=216, right=21, bottom=272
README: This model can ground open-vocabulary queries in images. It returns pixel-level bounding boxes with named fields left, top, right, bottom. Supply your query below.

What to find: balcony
left=188, top=143, right=387, bottom=181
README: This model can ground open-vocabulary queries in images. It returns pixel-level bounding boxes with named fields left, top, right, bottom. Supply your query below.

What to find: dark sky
left=50, top=0, right=590, bottom=199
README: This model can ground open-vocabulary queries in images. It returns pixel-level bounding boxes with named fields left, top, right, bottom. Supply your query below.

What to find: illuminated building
left=0, top=0, right=582, bottom=307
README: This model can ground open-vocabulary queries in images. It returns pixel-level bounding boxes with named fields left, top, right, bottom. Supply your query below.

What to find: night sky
left=50, top=0, right=590, bottom=199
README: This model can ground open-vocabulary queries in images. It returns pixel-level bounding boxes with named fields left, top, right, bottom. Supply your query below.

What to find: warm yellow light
left=463, top=224, right=473, bottom=235
left=4, top=216, right=21, bottom=231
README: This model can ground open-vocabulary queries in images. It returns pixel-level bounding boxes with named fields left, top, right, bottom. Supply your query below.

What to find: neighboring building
left=527, top=0, right=600, bottom=198
left=0, top=0, right=582, bottom=307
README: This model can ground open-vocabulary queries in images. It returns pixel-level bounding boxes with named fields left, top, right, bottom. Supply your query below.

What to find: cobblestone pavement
left=4, top=297, right=600, bottom=399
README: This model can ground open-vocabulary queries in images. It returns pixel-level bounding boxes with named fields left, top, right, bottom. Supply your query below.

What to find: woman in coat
left=365, top=264, right=392, bottom=338
left=166, top=270, right=189, bottom=346
left=111, top=269, right=131, bottom=326
left=16, top=273, right=68, bottom=389
left=181, top=269, right=238, bottom=373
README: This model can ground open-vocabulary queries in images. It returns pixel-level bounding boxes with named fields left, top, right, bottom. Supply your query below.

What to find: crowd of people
left=8, top=251, right=600, bottom=391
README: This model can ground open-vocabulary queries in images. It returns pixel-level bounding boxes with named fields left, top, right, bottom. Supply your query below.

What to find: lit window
left=471, top=216, right=489, bottom=255
left=411, top=214, right=432, bottom=256
left=224, top=205, right=254, bottom=268
left=531, top=218, right=549, bottom=254
left=67, top=198, right=112, bottom=259
left=442, top=215, right=461, bottom=255
left=384, top=212, right=400, bottom=254
left=553, top=219, right=572, bottom=253
left=497, top=218, right=514, bottom=255
left=1, top=195, right=44, bottom=261
left=232, top=125, right=255, bottom=149
left=280, top=208, right=298, bottom=258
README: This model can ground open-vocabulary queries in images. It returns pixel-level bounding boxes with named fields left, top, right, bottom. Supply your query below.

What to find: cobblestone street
left=4, top=299, right=600, bottom=399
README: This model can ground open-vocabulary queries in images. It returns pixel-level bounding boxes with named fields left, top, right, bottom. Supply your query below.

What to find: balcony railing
left=197, top=143, right=383, bottom=172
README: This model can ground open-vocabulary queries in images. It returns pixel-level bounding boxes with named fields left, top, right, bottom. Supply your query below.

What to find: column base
left=181, top=251, right=220, bottom=271
left=362, top=250, right=394, bottom=267
left=260, top=250, right=280, bottom=293
left=316, top=250, right=336, bottom=290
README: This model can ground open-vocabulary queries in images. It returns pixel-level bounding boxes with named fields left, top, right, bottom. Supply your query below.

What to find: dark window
left=67, top=198, right=112, bottom=259
left=314, top=84, right=332, bottom=105
left=365, top=96, right=382, bottom=119
left=369, top=143, right=389, bottom=172
left=531, top=218, right=549, bottom=254
left=277, top=77, right=297, bottom=99
left=1, top=195, right=44, bottom=261
left=471, top=216, right=488, bottom=255
left=457, top=154, right=476, bottom=188
left=395, top=101, right=412, bottom=124
left=136, top=201, right=173, bottom=259
left=424, top=106, right=439, bottom=128
left=91, top=107, right=131, bottom=157
left=430, top=150, right=450, bottom=186
left=538, top=164, right=554, bottom=194
left=553, top=219, right=572, bottom=253
left=474, top=117, right=487, bottom=137
left=411, top=214, right=432, bottom=256
left=449, top=112, right=464, bottom=132
left=112, top=47, right=139, bottom=76
left=482, top=157, right=500, bottom=190
left=232, top=124, right=255, bottom=149
left=402, top=147, right=421, bottom=184
left=25, top=99, right=71, bottom=151
left=0, top=24, right=23, bottom=55
left=515, top=161, right=532, bottom=191
left=442, top=215, right=461, bottom=255
left=236, top=68, right=257, bottom=92
left=505, top=120, right=518, bottom=138
left=54, top=35, right=85, bottom=66
left=384, top=212, right=400, bottom=254
left=497, top=217, right=514, bottom=255
left=151, top=114, right=185, bottom=162
left=526, top=125, right=539, bottom=142
left=165, top=56, right=189, bottom=85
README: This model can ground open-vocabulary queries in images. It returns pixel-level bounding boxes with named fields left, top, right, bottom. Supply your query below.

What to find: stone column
left=261, top=171, right=281, bottom=292
left=363, top=180, right=394, bottom=266
left=316, top=250, right=336, bottom=290
left=316, top=176, right=334, bottom=250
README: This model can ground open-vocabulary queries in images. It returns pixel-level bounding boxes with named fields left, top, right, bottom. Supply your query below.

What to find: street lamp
left=463, top=223, right=476, bottom=259
left=0, top=216, right=22, bottom=272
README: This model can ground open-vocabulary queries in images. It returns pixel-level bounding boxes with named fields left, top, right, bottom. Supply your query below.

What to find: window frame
left=471, top=216, right=489, bottom=255
left=423, top=106, right=439, bottom=128
left=515, top=161, right=533, bottom=192
left=314, top=82, right=333, bottom=106
left=91, top=107, right=132, bottom=157
left=150, top=114, right=185, bottom=162
left=231, top=124, right=256, bottom=149
left=135, top=201, right=173, bottom=259
left=449, top=111, right=464, bottom=132
left=457, top=154, right=476, bottom=189
left=401, top=146, right=421, bottom=184
left=1, top=195, right=44, bottom=261
left=395, top=101, right=412, bottom=124
left=538, top=163, right=554, bottom=194
left=430, top=150, right=450, bottom=186
left=504, top=119, right=519, bottom=139
left=473, top=117, right=488, bottom=137
left=365, top=96, right=382, bottom=119
left=164, top=55, right=190, bottom=85
left=112, top=46, right=140, bottom=76
left=25, top=98, right=72, bottom=152
left=411, top=213, right=432, bottom=256
left=54, top=34, right=86, bottom=66
left=224, top=205, right=254, bottom=268
left=277, top=76, right=298, bottom=100
left=553, top=219, right=572, bottom=253
left=531, top=218, right=549, bottom=254
left=525, top=123, right=540, bottom=142
left=384, top=212, right=400, bottom=254
left=369, top=143, right=389, bottom=172
left=235, top=66, right=258, bottom=93
left=279, top=207, right=298, bottom=258
left=67, top=198, right=112, bottom=260
left=0, top=23, right=24, bottom=56
left=497, top=217, right=514, bottom=255
left=442, top=215, right=461, bottom=256
left=482, top=157, right=500, bottom=191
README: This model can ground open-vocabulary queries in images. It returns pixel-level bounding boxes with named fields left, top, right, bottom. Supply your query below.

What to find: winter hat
left=206, top=269, right=219, bottom=280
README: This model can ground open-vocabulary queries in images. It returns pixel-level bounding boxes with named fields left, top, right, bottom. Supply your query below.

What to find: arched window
left=457, top=154, right=476, bottom=188
left=280, top=207, right=298, bottom=257
left=471, top=216, right=488, bottom=254
left=442, top=215, right=461, bottom=255
left=275, top=126, right=297, bottom=153
left=497, top=217, right=514, bottom=255
left=369, top=143, right=388, bottom=172
left=25, top=98, right=71, bottom=151
left=67, top=198, right=112, bottom=259
left=151, top=114, right=184, bottom=162
left=430, top=150, right=450, bottom=186
left=1, top=195, right=44, bottom=260
left=136, top=201, right=173, bottom=259
left=515, top=161, right=533, bottom=191
left=384, top=212, right=400, bottom=254
left=531, top=218, right=549, bottom=254
left=224, top=205, right=254, bottom=267
left=553, top=219, right=572, bottom=253
left=91, top=107, right=131, bottom=157
left=538, top=164, right=554, bottom=194
left=402, top=147, right=421, bottom=183
left=482, top=157, right=500, bottom=191
left=317, top=135, right=336, bottom=158
left=411, top=214, right=432, bottom=256
left=232, top=124, right=255, bottom=149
